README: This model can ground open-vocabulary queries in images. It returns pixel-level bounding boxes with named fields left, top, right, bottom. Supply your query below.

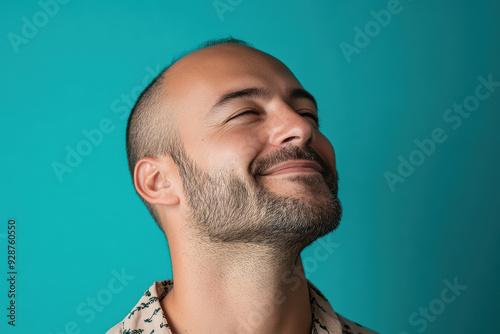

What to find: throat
left=163, top=243, right=312, bottom=334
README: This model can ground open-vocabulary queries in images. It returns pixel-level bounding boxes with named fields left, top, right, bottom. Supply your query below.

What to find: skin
left=134, top=44, right=337, bottom=334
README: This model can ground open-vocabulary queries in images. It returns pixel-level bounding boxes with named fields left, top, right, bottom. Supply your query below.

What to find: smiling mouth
left=260, top=160, right=322, bottom=176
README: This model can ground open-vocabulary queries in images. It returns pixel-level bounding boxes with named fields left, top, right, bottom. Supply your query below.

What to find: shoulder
left=307, top=280, right=378, bottom=334
left=336, top=313, right=379, bottom=334
left=105, top=279, right=173, bottom=333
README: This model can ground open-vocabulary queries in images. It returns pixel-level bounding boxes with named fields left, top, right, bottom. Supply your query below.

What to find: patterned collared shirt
left=106, top=280, right=377, bottom=334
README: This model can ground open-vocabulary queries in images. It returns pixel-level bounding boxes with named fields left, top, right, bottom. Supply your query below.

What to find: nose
left=267, top=103, right=316, bottom=147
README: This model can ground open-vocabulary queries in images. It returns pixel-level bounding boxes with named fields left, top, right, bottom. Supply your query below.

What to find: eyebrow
left=207, top=87, right=318, bottom=116
left=290, top=88, right=318, bottom=110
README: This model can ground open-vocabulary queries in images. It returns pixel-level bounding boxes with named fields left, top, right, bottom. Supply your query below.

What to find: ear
left=134, top=157, right=180, bottom=206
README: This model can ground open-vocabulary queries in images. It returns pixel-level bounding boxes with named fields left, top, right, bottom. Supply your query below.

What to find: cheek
left=207, top=130, right=265, bottom=174
left=314, top=133, right=336, bottom=169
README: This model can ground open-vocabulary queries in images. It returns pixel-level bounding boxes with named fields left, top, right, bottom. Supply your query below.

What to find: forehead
left=161, top=44, right=303, bottom=116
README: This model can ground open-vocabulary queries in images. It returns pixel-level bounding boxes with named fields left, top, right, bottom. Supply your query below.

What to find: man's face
left=164, top=44, right=341, bottom=249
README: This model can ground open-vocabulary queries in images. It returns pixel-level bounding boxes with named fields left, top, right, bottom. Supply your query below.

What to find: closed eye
left=226, top=109, right=319, bottom=127
left=298, top=110, right=320, bottom=127
left=225, top=109, right=261, bottom=123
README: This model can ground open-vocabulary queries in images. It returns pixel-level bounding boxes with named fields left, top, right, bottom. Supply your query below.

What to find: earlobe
left=134, top=157, right=180, bottom=206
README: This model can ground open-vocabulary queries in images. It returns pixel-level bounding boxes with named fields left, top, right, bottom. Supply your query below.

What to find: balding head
left=126, top=38, right=251, bottom=226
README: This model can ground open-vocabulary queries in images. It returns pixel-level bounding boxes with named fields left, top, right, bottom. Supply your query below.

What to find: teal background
left=1, top=0, right=499, bottom=333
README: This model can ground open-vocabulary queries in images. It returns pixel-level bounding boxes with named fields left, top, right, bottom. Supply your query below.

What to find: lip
left=260, top=160, right=322, bottom=176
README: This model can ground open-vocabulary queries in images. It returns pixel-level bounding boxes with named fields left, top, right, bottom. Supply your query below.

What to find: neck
left=162, top=239, right=312, bottom=334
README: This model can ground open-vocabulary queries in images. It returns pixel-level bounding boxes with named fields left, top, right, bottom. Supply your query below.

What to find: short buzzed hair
left=126, top=37, right=250, bottom=228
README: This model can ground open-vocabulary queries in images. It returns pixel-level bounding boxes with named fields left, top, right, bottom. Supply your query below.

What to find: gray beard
left=172, top=145, right=342, bottom=255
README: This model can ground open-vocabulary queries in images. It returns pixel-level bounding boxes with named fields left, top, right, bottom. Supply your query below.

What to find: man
left=107, top=38, right=377, bottom=334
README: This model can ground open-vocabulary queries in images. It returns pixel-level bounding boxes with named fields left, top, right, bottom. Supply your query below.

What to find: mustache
left=250, top=145, right=335, bottom=179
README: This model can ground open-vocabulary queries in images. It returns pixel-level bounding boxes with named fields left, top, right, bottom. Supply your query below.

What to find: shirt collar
left=112, top=279, right=367, bottom=334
